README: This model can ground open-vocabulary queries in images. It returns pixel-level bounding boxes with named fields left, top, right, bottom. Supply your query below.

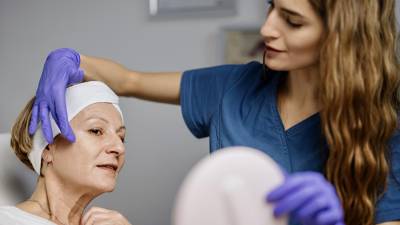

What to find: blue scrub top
left=180, top=61, right=400, bottom=224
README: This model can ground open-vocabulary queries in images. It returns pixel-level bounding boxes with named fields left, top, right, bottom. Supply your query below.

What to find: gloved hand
left=28, top=48, right=84, bottom=143
left=267, top=172, right=345, bottom=225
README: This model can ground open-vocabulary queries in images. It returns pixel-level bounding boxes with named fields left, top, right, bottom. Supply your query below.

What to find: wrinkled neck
left=28, top=174, right=98, bottom=225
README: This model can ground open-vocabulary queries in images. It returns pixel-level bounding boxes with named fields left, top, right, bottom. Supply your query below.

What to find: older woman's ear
left=40, top=145, right=54, bottom=177
left=42, top=145, right=54, bottom=164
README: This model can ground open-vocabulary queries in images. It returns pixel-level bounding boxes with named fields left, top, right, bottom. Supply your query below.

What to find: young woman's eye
left=286, top=18, right=302, bottom=28
left=89, top=128, right=103, bottom=136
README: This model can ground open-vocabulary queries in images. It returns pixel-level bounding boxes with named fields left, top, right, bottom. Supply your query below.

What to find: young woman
left=3, top=82, right=132, bottom=225
left=28, top=0, right=400, bottom=224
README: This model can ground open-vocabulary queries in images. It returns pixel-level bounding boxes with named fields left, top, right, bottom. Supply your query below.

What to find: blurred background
left=0, top=1, right=399, bottom=225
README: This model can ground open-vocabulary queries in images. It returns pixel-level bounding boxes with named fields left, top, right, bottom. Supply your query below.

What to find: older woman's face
left=49, top=103, right=125, bottom=193
left=260, top=0, right=324, bottom=71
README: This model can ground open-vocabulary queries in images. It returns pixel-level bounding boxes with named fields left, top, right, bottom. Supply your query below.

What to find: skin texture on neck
left=17, top=174, right=97, bottom=225
left=278, top=65, right=320, bottom=130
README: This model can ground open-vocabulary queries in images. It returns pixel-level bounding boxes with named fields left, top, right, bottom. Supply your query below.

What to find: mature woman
left=29, top=0, right=400, bottom=224
left=1, top=81, right=131, bottom=225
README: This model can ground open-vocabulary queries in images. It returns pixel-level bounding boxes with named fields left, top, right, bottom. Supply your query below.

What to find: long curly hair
left=308, top=0, right=400, bottom=224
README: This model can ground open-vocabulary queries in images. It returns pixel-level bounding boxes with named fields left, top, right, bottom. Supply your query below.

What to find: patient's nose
left=106, top=134, right=125, bottom=156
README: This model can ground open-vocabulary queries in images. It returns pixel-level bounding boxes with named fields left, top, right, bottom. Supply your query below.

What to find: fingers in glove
left=29, top=103, right=39, bottom=135
left=39, top=102, right=53, bottom=144
left=273, top=184, right=323, bottom=217
left=267, top=172, right=324, bottom=202
left=53, top=86, right=75, bottom=142
left=315, top=207, right=344, bottom=225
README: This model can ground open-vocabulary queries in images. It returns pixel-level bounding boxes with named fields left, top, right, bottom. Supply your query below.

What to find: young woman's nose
left=260, top=9, right=280, bottom=41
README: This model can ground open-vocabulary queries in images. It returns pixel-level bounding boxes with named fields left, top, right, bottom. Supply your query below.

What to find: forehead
left=275, top=0, right=319, bottom=20
left=71, top=102, right=124, bottom=126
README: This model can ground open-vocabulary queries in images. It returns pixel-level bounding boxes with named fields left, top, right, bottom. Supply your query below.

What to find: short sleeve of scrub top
left=180, top=61, right=400, bottom=224
left=180, top=63, right=251, bottom=138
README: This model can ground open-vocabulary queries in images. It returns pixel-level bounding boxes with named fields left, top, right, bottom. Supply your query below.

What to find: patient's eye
left=89, top=128, right=103, bottom=136
left=120, top=136, right=125, bottom=143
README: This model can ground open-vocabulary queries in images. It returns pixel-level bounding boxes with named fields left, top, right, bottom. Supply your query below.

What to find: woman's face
left=260, top=0, right=324, bottom=71
left=46, top=103, right=126, bottom=193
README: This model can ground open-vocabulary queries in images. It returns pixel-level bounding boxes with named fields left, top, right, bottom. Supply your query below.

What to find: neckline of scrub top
left=269, top=72, right=321, bottom=136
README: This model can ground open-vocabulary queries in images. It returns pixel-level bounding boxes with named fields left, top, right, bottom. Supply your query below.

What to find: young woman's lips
left=265, top=46, right=285, bottom=57
left=266, top=46, right=284, bottom=53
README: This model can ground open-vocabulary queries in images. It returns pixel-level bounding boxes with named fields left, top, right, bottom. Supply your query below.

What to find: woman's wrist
left=79, top=54, right=139, bottom=96
left=79, top=54, right=95, bottom=82
left=122, top=70, right=140, bottom=97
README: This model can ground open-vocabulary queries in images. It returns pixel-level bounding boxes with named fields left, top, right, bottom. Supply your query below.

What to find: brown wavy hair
left=10, top=97, right=36, bottom=171
left=309, top=0, right=400, bottom=224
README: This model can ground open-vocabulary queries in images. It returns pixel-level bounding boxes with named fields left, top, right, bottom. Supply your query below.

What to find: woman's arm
left=80, top=54, right=182, bottom=105
left=378, top=222, right=400, bottom=225
left=29, top=48, right=183, bottom=144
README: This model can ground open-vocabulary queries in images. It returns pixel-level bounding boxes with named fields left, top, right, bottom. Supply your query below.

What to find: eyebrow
left=117, top=126, right=126, bottom=133
left=86, top=116, right=109, bottom=123
left=280, top=7, right=305, bottom=18
left=86, top=116, right=126, bottom=132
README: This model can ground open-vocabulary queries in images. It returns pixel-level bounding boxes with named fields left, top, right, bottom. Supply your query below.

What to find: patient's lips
left=96, top=163, right=118, bottom=173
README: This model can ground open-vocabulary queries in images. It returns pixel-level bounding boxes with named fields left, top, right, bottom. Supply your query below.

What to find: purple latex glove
left=28, top=48, right=84, bottom=143
left=267, top=172, right=345, bottom=225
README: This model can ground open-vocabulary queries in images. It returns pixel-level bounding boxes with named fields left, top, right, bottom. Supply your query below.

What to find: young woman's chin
left=265, top=62, right=289, bottom=72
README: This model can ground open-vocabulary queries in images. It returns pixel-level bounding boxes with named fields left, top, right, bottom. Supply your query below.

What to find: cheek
left=286, top=29, right=323, bottom=66
left=52, top=134, right=99, bottom=175
left=52, top=145, right=92, bottom=176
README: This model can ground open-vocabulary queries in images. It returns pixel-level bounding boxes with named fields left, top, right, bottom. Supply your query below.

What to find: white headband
left=29, top=81, right=123, bottom=175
